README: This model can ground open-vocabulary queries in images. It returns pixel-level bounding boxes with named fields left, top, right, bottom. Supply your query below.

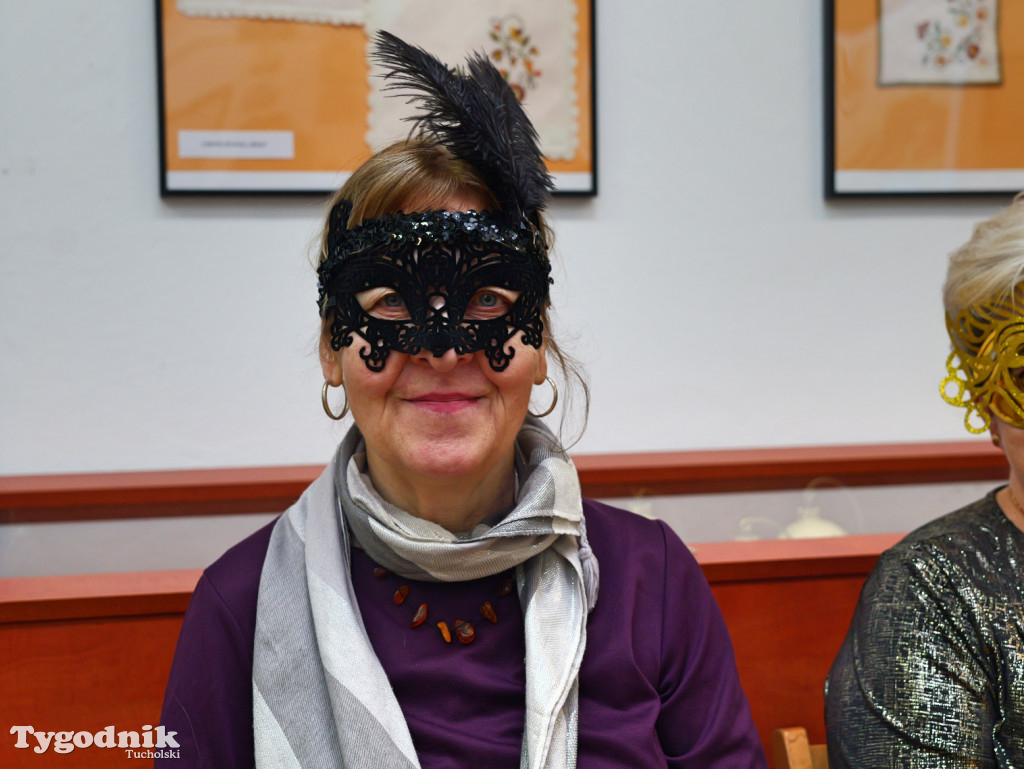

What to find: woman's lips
left=406, top=393, right=481, bottom=414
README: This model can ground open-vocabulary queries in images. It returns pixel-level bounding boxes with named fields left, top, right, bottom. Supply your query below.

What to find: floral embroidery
left=916, top=0, right=994, bottom=70
left=489, top=15, right=541, bottom=101
left=365, top=0, right=580, bottom=161
left=878, top=0, right=1000, bottom=85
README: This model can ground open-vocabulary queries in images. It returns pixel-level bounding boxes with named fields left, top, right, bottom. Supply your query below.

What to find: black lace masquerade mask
left=317, top=201, right=550, bottom=372
left=316, top=31, right=555, bottom=373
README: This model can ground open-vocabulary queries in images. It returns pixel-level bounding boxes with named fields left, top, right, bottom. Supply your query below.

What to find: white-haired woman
left=826, top=196, right=1024, bottom=767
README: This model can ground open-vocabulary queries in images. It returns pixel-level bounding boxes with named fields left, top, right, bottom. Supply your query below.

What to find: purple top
left=159, top=499, right=766, bottom=768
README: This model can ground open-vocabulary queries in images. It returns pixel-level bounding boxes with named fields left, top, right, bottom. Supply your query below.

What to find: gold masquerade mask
left=941, top=293, right=1024, bottom=433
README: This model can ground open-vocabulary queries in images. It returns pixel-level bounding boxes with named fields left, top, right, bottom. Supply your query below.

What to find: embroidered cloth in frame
left=366, top=0, right=579, bottom=161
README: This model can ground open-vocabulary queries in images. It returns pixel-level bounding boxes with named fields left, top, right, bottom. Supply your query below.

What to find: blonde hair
left=320, top=139, right=498, bottom=237
left=943, top=193, right=1024, bottom=318
left=316, top=138, right=589, bottom=442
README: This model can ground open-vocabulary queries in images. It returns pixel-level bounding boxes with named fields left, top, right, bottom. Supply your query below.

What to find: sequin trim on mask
left=317, top=200, right=551, bottom=372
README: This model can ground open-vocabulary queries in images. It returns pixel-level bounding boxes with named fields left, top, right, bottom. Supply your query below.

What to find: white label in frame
left=178, top=130, right=295, bottom=159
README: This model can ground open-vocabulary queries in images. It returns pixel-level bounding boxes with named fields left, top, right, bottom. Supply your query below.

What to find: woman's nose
left=417, top=346, right=466, bottom=373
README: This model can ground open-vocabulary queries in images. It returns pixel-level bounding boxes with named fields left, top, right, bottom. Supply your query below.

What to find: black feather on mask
left=371, top=30, right=554, bottom=224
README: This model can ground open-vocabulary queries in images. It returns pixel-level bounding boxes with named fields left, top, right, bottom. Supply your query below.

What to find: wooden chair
left=770, top=727, right=828, bottom=769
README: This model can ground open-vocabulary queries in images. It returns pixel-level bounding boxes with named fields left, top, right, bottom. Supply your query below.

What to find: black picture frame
left=825, top=0, right=1019, bottom=198
left=155, top=0, right=597, bottom=197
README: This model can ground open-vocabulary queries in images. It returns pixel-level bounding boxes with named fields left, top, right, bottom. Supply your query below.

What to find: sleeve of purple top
left=654, top=521, right=768, bottom=768
left=156, top=574, right=256, bottom=769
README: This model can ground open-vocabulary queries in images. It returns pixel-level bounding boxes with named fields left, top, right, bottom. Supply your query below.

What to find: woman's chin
left=401, top=437, right=498, bottom=479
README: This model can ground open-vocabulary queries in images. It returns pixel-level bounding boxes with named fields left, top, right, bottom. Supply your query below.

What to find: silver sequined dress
left=826, top=489, right=1024, bottom=768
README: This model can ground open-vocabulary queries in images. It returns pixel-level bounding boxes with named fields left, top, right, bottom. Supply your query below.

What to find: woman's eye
left=465, top=288, right=518, bottom=320
left=357, top=288, right=411, bottom=320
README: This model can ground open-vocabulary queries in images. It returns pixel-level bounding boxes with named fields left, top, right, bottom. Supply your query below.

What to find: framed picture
left=156, top=0, right=596, bottom=196
left=825, top=0, right=1024, bottom=197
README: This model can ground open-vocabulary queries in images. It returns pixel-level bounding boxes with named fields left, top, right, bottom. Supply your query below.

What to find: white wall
left=0, top=2, right=1006, bottom=475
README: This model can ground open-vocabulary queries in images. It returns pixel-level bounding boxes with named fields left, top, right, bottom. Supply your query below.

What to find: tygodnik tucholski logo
left=10, top=724, right=180, bottom=759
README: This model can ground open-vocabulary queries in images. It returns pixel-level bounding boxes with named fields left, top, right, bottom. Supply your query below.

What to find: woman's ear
left=534, top=340, right=548, bottom=386
left=990, top=412, right=1005, bottom=449
left=320, top=336, right=344, bottom=387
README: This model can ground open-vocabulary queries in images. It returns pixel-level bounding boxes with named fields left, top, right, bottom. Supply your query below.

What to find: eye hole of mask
left=356, top=287, right=519, bottom=322
left=464, top=287, right=519, bottom=320
left=357, top=288, right=411, bottom=320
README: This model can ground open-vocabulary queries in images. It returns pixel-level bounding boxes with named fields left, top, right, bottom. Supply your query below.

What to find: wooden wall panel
left=0, top=615, right=184, bottom=768
left=693, top=535, right=892, bottom=759
left=0, top=446, right=983, bottom=762
left=711, top=575, right=866, bottom=759
left=0, top=440, right=1006, bottom=522
left=0, top=537, right=889, bottom=766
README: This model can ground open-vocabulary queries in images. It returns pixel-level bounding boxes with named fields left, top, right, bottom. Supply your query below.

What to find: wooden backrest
left=0, top=441, right=1002, bottom=765
left=698, top=534, right=895, bottom=757
left=0, top=535, right=895, bottom=765
left=771, top=727, right=828, bottom=769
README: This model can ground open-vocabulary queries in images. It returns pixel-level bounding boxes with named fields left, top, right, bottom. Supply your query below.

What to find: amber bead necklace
left=374, top=565, right=515, bottom=644
left=369, top=467, right=521, bottom=645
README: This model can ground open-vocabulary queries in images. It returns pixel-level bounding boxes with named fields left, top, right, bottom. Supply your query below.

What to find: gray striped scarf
left=253, top=417, right=598, bottom=769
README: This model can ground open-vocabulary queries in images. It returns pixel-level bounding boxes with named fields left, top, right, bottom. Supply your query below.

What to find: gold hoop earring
left=321, top=381, right=349, bottom=420
left=529, top=377, right=558, bottom=418
left=992, top=432, right=1002, bottom=448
